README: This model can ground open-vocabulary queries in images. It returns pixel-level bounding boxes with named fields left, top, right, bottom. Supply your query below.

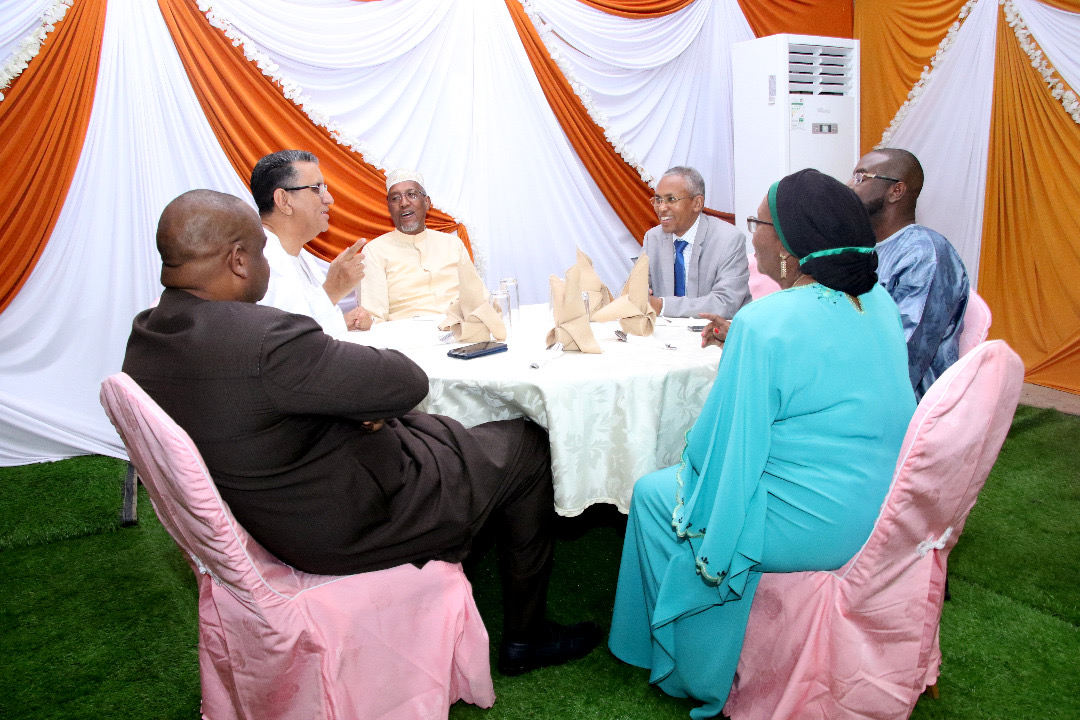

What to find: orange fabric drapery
left=0, top=0, right=107, bottom=313
left=504, top=0, right=662, bottom=242
left=576, top=0, right=850, bottom=34
left=577, top=0, right=694, bottom=18
left=1035, top=0, right=1080, bottom=10
left=737, top=0, right=852, bottom=40
left=854, top=0, right=969, bottom=154
left=979, top=8, right=1080, bottom=395
left=504, top=0, right=850, bottom=244
left=157, top=0, right=470, bottom=262
left=504, top=0, right=738, bottom=240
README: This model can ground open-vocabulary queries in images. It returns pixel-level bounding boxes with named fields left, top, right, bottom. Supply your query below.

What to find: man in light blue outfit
left=849, top=148, right=970, bottom=401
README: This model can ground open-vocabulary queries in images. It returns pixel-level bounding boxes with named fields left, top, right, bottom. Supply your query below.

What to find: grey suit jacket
left=643, top=213, right=751, bottom=318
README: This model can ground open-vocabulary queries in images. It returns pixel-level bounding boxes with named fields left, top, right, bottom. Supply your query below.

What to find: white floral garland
left=881, top=0, right=1080, bottom=145
left=196, top=2, right=484, bottom=273
left=0, top=0, right=73, bottom=103
left=520, top=0, right=655, bottom=188
left=879, top=0, right=980, bottom=147
left=1002, top=0, right=1080, bottom=124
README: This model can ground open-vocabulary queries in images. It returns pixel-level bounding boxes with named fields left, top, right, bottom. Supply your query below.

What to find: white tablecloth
left=342, top=305, right=721, bottom=516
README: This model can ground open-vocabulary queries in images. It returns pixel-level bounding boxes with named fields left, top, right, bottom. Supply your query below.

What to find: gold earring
left=779, top=255, right=787, bottom=279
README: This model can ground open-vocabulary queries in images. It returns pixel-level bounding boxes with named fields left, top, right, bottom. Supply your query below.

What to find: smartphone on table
left=447, top=341, right=509, bottom=360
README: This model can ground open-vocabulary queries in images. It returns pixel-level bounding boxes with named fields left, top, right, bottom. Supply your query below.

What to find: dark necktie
left=674, top=239, right=688, bottom=297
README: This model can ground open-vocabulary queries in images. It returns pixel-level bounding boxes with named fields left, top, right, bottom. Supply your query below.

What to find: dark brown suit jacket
left=123, top=289, right=523, bottom=575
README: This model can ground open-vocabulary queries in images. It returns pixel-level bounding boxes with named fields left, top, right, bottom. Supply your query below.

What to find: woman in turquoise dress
left=609, top=169, right=917, bottom=719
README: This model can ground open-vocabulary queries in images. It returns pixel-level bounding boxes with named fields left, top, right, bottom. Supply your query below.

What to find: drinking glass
left=499, top=277, right=520, bottom=326
left=491, top=289, right=512, bottom=340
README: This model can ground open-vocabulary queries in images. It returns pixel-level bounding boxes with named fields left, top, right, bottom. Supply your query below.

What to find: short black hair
left=250, top=150, right=318, bottom=216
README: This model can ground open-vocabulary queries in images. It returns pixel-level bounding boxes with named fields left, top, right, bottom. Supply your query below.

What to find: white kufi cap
left=385, top=168, right=426, bottom=193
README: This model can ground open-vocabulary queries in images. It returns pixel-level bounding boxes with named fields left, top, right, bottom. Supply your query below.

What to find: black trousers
left=461, top=419, right=555, bottom=640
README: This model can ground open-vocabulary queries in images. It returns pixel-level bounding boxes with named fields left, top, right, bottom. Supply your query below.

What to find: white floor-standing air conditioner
left=732, top=35, right=860, bottom=245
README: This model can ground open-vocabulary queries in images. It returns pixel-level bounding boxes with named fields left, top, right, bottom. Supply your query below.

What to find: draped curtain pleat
left=737, top=0, right=852, bottom=39
left=980, top=4, right=1080, bottom=393
left=157, top=0, right=471, bottom=262
left=1037, top=0, right=1080, bottom=10
left=854, top=0, right=968, bottom=153
left=0, top=0, right=107, bottom=312
left=577, top=0, right=694, bottom=17
left=504, top=0, right=662, bottom=240
left=505, top=0, right=845, bottom=239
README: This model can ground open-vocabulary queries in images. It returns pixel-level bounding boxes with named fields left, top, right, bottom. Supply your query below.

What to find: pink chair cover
left=747, top=254, right=781, bottom=300
left=100, top=373, right=495, bottom=720
left=959, top=291, right=992, bottom=357
left=723, top=340, right=1024, bottom=720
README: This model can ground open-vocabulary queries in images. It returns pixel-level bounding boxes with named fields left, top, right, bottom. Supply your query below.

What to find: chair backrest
left=838, top=340, right=1024, bottom=595
left=747, top=254, right=781, bottom=300
left=959, top=290, right=991, bottom=356
left=100, top=372, right=298, bottom=602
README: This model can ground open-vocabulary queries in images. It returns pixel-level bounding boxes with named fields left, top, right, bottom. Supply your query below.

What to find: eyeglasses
left=651, top=194, right=691, bottom=207
left=746, top=216, right=774, bottom=234
left=388, top=189, right=426, bottom=204
left=850, top=172, right=900, bottom=185
left=283, top=183, right=329, bottom=196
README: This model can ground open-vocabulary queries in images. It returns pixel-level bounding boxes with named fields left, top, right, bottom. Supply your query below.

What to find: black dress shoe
left=497, top=621, right=602, bottom=676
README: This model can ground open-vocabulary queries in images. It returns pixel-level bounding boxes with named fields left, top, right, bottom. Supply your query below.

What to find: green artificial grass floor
left=0, top=405, right=1077, bottom=719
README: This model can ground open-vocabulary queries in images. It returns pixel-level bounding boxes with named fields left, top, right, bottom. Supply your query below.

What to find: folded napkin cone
left=546, top=266, right=600, bottom=353
left=441, top=257, right=506, bottom=342
left=573, top=248, right=613, bottom=319
left=590, top=254, right=656, bottom=336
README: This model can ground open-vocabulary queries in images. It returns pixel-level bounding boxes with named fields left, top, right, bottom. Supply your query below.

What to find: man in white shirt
left=250, top=150, right=370, bottom=336
left=359, top=169, right=471, bottom=323
left=643, top=166, right=751, bottom=319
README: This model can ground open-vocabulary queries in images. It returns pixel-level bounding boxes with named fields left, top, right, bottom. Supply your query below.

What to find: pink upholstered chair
left=959, top=290, right=992, bottom=357
left=723, top=340, right=1024, bottom=720
left=747, top=254, right=781, bottom=300
left=100, top=372, right=495, bottom=720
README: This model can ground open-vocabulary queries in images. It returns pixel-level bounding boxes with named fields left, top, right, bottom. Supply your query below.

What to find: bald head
left=849, top=148, right=926, bottom=240
left=866, top=148, right=924, bottom=200
left=157, top=189, right=269, bottom=303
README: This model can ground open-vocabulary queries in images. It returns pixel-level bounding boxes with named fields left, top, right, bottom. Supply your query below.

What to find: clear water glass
left=500, top=277, right=520, bottom=325
left=491, top=289, right=512, bottom=340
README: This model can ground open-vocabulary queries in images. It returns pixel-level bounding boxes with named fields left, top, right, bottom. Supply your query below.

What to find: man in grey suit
left=644, top=166, right=751, bottom=318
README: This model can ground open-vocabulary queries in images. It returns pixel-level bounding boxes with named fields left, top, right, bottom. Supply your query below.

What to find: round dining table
left=342, top=304, right=722, bottom=516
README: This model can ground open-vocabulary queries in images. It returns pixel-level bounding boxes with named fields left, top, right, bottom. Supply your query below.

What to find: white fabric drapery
left=529, top=0, right=755, bottom=215
left=883, top=0, right=998, bottom=287
left=1013, top=0, right=1080, bottom=95
left=0, top=0, right=56, bottom=63
left=3, top=0, right=1079, bottom=465
left=206, top=0, right=642, bottom=300
left=0, top=0, right=253, bottom=462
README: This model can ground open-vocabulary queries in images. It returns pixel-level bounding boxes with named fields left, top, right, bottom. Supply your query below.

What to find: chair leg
left=925, top=683, right=940, bottom=700
left=120, top=462, right=139, bottom=527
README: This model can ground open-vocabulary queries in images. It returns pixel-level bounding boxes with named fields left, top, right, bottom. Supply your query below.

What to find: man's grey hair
left=662, top=166, right=705, bottom=198
left=250, top=150, right=319, bottom=216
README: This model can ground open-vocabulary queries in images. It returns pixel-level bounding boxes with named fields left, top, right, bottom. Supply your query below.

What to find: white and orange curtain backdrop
left=857, top=0, right=1080, bottom=395
left=2, top=0, right=1075, bottom=465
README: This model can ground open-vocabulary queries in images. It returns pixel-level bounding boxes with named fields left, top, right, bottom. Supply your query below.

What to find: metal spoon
left=615, top=329, right=676, bottom=351
left=530, top=342, right=564, bottom=369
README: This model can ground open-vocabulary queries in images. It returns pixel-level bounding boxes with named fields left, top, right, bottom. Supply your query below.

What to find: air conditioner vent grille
left=787, top=43, right=854, bottom=96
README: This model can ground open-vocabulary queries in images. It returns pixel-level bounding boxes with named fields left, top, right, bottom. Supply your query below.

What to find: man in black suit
left=122, top=189, right=599, bottom=675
